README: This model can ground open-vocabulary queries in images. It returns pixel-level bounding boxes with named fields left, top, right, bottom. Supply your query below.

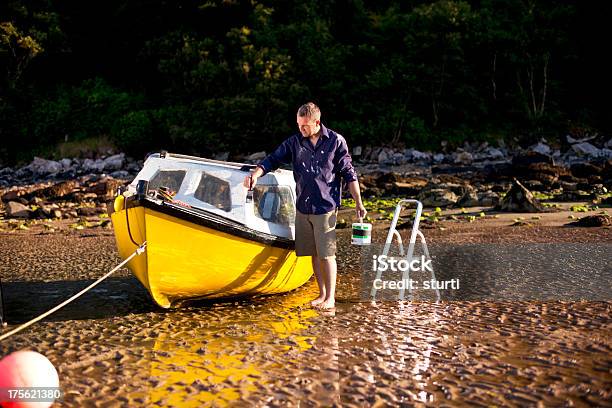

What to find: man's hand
left=243, top=174, right=256, bottom=189
left=243, top=167, right=264, bottom=188
left=356, top=203, right=367, bottom=221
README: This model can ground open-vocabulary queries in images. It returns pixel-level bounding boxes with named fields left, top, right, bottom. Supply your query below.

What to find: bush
left=29, top=78, right=144, bottom=147
left=112, top=110, right=154, bottom=155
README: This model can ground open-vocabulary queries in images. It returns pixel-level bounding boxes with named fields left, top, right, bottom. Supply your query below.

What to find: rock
left=25, top=157, right=62, bottom=176
left=454, top=151, right=473, bottom=165
left=391, top=152, right=407, bottom=165
left=566, top=214, right=611, bottom=227
left=570, top=162, right=602, bottom=178
left=505, top=162, right=570, bottom=189
left=434, top=182, right=465, bottom=196
left=496, top=179, right=546, bottom=213
left=529, top=162, right=570, bottom=178
left=358, top=174, right=378, bottom=188
left=87, top=177, right=126, bottom=199
left=512, top=151, right=554, bottom=166
left=391, top=177, right=429, bottom=196
left=431, top=164, right=480, bottom=175
left=60, top=158, right=72, bottom=170
left=483, top=163, right=514, bottom=182
left=554, top=191, right=593, bottom=202
left=24, top=180, right=78, bottom=201
left=572, top=142, right=601, bottom=157
left=246, top=151, right=266, bottom=161
left=522, top=180, right=546, bottom=191
left=110, top=170, right=130, bottom=179
left=477, top=191, right=500, bottom=207
left=83, top=158, right=106, bottom=173
left=418, top=188, right=458, bottom=207
left=481, top=147, right=506, bottom=160
left=566, top=134, right=597, bottom=144
left=374, top=172, right=399, bottom=185
left=456, top=185, right=479, bottom=207
left=560, top=181, right=578, bottom=191
left=352, top=146, right=362, bottom=156
left=362, top=187, right=383, bottom=198
left=529, top=142, right=551, bottom=156
left=103, top=153, right=125, bottom=171
left=377, top=149, right=390, bottom=164
left=1, top=189, right=24, bottom=202
left=127, top=162, right=141, bottom=173
left=6, top=201, right=32, bottom=218
left=406, top=148, right=432, bottom=163
left=34, top=206, right=53, bottom=219
left=77, top=207, right=98, bottom=216
left=433, top=153, right=445, bottom=163
left=605, top=139, right=612, bottom=149
left=435, top=174, right=463, bottom=183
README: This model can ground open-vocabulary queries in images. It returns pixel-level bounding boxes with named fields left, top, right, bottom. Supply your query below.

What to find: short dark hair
left=297, top=102, right=321, bottom=120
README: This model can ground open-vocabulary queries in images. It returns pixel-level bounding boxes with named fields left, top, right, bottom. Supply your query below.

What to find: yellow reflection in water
left=148, top=287, right=319, bottom=406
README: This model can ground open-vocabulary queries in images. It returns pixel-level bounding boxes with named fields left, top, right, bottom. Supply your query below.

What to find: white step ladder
left=370, top=199, right=440, bottom=301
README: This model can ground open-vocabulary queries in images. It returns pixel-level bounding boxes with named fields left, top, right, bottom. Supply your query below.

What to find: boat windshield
left=194, top=172, right=232, bottom=212
left=149, top=170, right=187, bottom=194
left=253, top=185, right=295, bottom=226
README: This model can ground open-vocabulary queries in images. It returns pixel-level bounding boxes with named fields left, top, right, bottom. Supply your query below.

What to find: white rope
left=0, top=242, right=147, bottom=342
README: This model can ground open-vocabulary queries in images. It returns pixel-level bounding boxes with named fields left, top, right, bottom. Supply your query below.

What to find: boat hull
left=111, top=201, right=313, bottom=308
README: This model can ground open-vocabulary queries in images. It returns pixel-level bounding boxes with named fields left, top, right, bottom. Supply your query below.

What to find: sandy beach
left=0, top=206, right=610, bottom=406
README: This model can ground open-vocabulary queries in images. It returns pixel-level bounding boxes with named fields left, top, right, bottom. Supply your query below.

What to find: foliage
left=0, top=0, right=604, bottom=164
left=28, top=78, right=144, bottom=146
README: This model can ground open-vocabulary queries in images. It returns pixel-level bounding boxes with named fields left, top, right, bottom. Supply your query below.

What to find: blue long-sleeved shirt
left=257, top=124, right=358, bottom=215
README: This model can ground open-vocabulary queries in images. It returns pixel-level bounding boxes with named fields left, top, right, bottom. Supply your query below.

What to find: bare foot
left=310, top=296, right=325, bottom=307
left=318, top=299, right=335, bottom=310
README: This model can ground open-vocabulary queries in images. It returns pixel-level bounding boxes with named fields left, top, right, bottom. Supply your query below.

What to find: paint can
left=351, top=220, right=372, bottom=245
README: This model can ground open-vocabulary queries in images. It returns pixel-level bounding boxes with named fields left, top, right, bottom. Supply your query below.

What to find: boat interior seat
left=259, top=191, right=280, bottom=222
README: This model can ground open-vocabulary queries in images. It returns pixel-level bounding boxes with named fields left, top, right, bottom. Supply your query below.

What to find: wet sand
left=0, top=213, right=611, bottom=407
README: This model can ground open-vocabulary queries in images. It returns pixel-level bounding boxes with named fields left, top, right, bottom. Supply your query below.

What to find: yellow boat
left=109, top=152, right=313, bottom=308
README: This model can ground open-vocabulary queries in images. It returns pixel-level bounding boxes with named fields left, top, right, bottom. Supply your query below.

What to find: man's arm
left=243, top=138, right=292, bottom=188
left=348, top=180, right=367, bottom=220
left=334, top=135, right=367, bottom=219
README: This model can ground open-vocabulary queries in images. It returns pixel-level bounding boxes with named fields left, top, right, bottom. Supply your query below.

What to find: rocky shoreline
left=1, top=136, right=611, bottom=229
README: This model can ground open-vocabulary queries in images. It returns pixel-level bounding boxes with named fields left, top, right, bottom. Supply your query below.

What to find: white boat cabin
left=127, top=153, right=297, bottom=240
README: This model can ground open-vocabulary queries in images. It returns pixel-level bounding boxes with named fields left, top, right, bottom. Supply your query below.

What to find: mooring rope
left=0, top=242, right=147, bottom=342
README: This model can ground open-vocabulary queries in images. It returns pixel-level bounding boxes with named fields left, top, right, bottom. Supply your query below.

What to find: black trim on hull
left=116, top=197, right=295, bottom=250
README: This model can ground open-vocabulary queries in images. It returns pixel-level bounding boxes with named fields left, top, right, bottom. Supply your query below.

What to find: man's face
left=297, top=115, right=320, bottom=137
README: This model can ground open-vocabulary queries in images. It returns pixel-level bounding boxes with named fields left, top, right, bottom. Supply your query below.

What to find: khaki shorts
left=295, top=209, right=337, bottom=258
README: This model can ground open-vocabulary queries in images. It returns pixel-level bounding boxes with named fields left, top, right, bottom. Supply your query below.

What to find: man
left=243, top=102, right=367, bottom=309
